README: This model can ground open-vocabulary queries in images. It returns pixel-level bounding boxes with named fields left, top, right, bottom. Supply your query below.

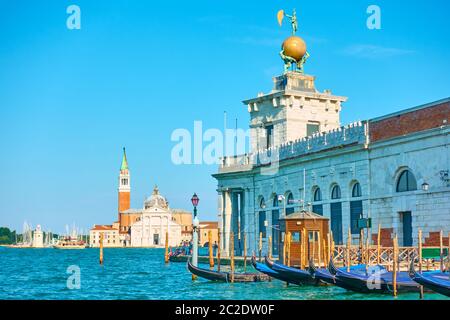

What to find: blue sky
left=0, top=0, right=449, bottom=234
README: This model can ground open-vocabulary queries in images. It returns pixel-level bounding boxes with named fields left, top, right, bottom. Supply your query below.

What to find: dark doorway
left=350, top=200, right=363, bottom=235
left=153, top=233, right=159, bottom=246
left=401, top=211, right=413, bottom=247
left=330, top=202, right=343, bottom=245
left=272, top=209, right=280, bottom=256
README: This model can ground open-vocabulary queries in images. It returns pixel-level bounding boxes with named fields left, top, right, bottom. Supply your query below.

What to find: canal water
left=0, top=247, right=448, bottom=300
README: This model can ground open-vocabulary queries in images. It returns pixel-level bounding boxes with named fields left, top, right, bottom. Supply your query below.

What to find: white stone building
left=128, top=186, right=182, bottom=247
left=32, top=225, right=44, bottom=248
left=213, top=71, right=450, bottom=257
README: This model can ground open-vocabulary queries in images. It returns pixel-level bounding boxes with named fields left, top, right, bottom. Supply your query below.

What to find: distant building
left=172, top=209, right=193, bottom=243
left=32, top=225, right=44, bottom=248
left=129, top=186, right=182, bottom=247
left=90, top=149, right=193, bottom=248
left=90, top=224, right=120, bottom=247
left=198, top=221, right=219, bottom=247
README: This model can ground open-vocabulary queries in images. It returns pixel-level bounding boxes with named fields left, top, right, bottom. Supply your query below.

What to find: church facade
left=213, top=71, right=450, bottom=257
left=90, top=149, right=192, bottom=248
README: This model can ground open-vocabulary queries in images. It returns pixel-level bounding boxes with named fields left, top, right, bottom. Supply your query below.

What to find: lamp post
left=191, top=193, right=200, bottom=272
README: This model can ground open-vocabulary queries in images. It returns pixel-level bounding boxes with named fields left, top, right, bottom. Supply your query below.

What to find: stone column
left=224, top=190, right=232, bottom=257
left=217, top=192, right=224, bottom=253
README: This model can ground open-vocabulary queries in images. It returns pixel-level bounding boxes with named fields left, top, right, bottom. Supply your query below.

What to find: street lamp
left=191, top=193, right=200, bottom=273
left=421, top=182, right=429, bottom=192
left=278, top=194, right=287, bottom=217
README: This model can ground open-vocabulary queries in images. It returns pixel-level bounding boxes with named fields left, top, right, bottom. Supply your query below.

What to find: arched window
left=287, top=192, right=294, bottom=205
left=259, top=197, right=266, bottom=209
left=313, top=188, right=322, bottom=202
left=352, top=183, right=362, bottom=197
left=331, top=185, right=341, bottom=200
left=272, top=196, right=279, bottom=208
left=396, top=170, right=417, bottom=192
left=286, top=192, right=295, bottom=215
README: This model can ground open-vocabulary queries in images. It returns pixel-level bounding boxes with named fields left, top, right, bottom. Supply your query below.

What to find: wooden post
left=287, top=232, right=291, bottom=267
left=268, top=236, right=272, bottom=260
left=377, top=224, right=381, bottom=265
left=359, top=228, right=364, bottom=264
left=366, top=237, right=370, bottom=267
left=418, top=229, right=422, bottom=273
left=393, top=234, right=398, bottom=297
left=448, top=232, right=450, bottom=277
left=259, top=232, right=263, bottom=262
left=440, top=230, right=444, bottom=272
left=208, top=230, right=214, bottom=269
left=217, top=228, right=221, bottom=272
left=230, top=232, right=235, bottom=283
left=99, top=232, right=104, bottom=265
left=243, top=233, right=247, bottom=273
left=327, top=232, right=331, bottom=267
left=322, top=238, right=327, bottom=268
left=347, top=228, right=351, bottom=271
left=318, top=231, right=321, bottom=267
left=164, top=232, right=169, bottom=264
left=303, top=228, right=308, bottom=269
left=283, top=232, right=287, bottom=265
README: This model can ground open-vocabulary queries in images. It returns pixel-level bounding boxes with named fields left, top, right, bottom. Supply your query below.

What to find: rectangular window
left=265, top=125, right=273, bottom=149
left=307, top=123, right=320, bottom=136
left=291, top=232, right=301, bottom=243
left=258, top=211, right=267, bottom=238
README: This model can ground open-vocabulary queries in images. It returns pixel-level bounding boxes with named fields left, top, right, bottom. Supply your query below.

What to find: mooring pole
left=377, top=224, right=381, bottom=265
left=99, top=232, right=104, bottom=265
left=230, top=232, right=235, bottom=283
left=347, top=228, right=351, bottom=272
left=259, top=232, right=263, bottom=262
left=418, top=229, right=423, bottom=273
left=208, top=230, right=214, bottom=269
left=268, top=236, right=272, bottom=261
left=217, top=228, right=221, bottom=272
left=440, top=230, right=444, bottom=272
left=243, top=233, right=247, bottom=273
left=164, top=232, right=169, bottom=264
left=287, top=232, right=291, bottom=267
left=393, top=234, right=398, bottom=297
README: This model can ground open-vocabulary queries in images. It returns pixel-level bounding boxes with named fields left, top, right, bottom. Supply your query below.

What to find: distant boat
left=53, top=237, right=86, bottom=249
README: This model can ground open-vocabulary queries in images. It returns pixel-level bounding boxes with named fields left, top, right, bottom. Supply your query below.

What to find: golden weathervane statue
left=278, top=9, right=310, bottom=74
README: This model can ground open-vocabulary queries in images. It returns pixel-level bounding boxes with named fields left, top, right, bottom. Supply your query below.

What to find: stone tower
left=118, top=147, right=130, bottom=221
left=244, top=72, right=348, bottom=152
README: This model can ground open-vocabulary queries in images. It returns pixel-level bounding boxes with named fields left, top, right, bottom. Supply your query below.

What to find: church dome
left=144, top=186, right=169, bottom=209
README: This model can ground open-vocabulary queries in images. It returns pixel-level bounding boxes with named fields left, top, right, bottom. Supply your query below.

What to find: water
left=0, top=247, right=448, bottom=300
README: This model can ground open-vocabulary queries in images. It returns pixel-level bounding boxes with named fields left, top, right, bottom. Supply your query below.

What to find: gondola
left=251, top=255, right=302, bottom=285
left=264, top=256, right=319, bottom=285
left=309, top=259, right=377, bottom=290
left=328, top=258, right=421, bottom=294
left=187, top=259, right=271, bottom=283
left=409, top=260, right=450, bottom=297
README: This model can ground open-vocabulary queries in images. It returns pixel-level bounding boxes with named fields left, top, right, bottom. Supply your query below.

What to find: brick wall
left=369, top=101, right=449, bottom=142
left=371, top=227, right=394, bottom=247
left=118, top=192, right=130, bottom=213
left=424, top=231, right=450, bottom=247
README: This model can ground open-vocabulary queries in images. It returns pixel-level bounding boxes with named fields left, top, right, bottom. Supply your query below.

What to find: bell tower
left=118, top=147, right=130, bottom=221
